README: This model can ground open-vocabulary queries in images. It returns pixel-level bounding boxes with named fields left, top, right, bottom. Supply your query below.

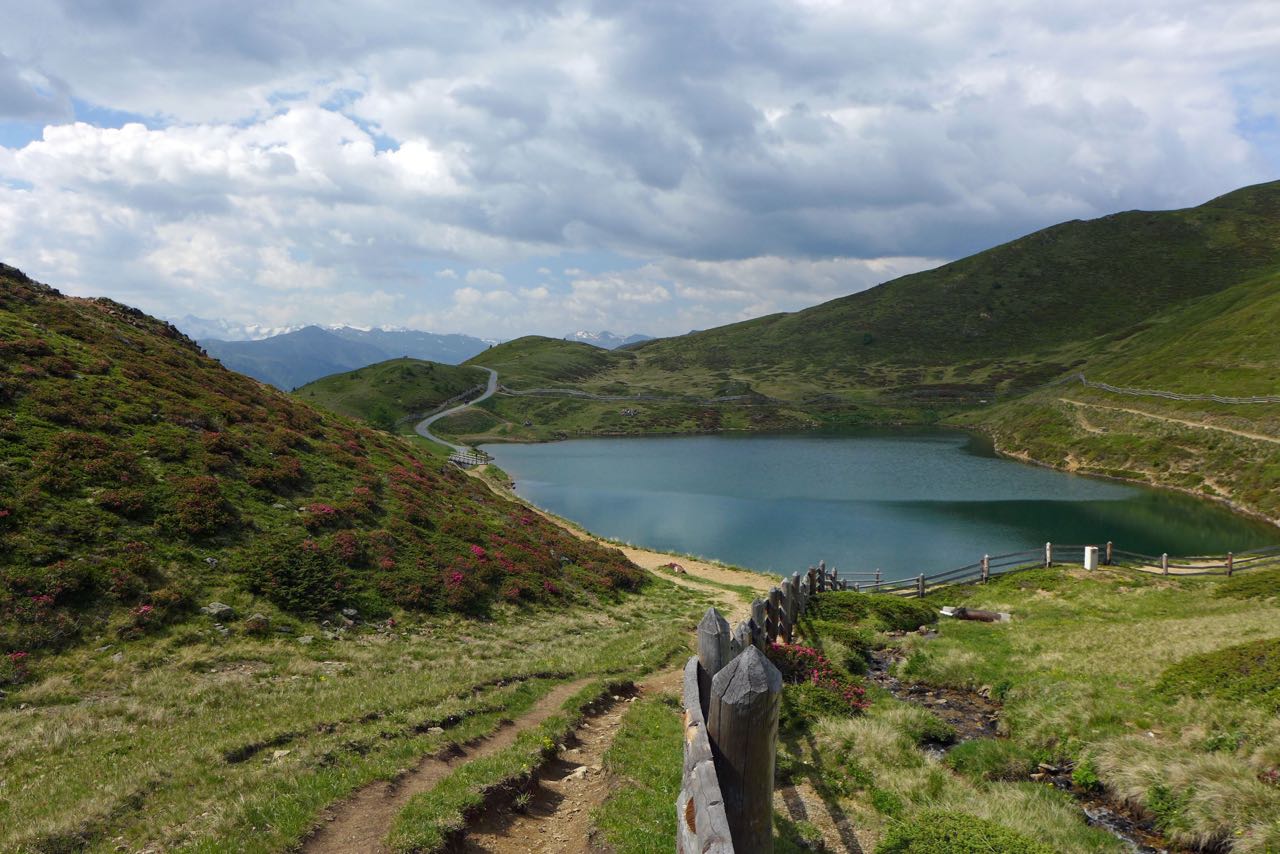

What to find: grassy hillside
left=295, top=358, right=488, bottom=430
left=962, top=269, right=1280, bottom=523
left=0, top=263, right=645, bottom=668
left=464, top=335, right=631, bottom=389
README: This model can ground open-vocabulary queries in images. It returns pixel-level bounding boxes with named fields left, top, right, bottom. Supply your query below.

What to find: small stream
left=868, top=646, right=1171, bottom=854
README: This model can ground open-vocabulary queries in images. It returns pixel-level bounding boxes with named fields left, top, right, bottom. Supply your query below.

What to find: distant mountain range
left=200, top=325, right=492, bottom=390
left=564, top=330, right=652, bottom=349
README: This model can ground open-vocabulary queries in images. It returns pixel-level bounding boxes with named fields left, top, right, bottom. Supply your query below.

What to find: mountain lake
left=482, top=429, right=1280, bottom=579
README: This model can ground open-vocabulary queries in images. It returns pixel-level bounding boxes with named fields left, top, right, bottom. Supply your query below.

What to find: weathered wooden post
left=1105, top=541, right=1114, bottom=566
left=916, top=573, right=925, bottom=598
left=697, top=608, right=732, bottom=716
left=786, top=573, right=800, bottom=640
left=1045, top=542, right=1053, bottom=568
left=981, top=554, right=990, bottom=583
left=749, top=599, right=768, bottom=651
left=806, top=566, right=817, bottom=596
left=831, top=568, right=839, bottom=590
left=678, top=657, right=733, bottom=854
left=763, top=593, right=777, bottom=645
left=875, top=568, right=881, bottom=591
left=769, top=587, right=784, bottom=644
left=731, top=621, right=751, bottom=657
left=1227, top=552, right=1234, bottom=576
left=818, top=560, right=827, bottom=592
left=1161, top=553, right=1169, bottom=575
left=707, top=645, right=782, bottom=853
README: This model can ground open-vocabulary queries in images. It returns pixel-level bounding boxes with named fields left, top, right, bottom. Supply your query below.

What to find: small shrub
left=167, top=475, right=235, bottom=537
left=807, top=591, right=937, bottom=632
left=1146, top=783, right=1192, bottom=835
left=875, top=809, right=1055, bottom=853
left=242, top=538, right=344, bottom=618
left=1214, top=567, right=1280, bottom=601
left=0, top=651, right=30, bottom=685
left=769, top=642, right=868, bottom=729
left=1071, top=755, right=1101, bottom=790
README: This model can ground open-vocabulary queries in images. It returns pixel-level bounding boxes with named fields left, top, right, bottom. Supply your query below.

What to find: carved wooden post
left=916, top=573, right=925, bottom=598
left=707, top=645, right=782, bottom=854
left=1227, top=552, right=1234, bottom=576
left=697, top=608, right=732, bottom=716
left=763, top=593, right=777, bottom=645
left=1045, top=542, right=1053, bottom=568
left=806, top=566, right=817, bottom=597
left=981, top=554, right=990, bottom=584
left=1161, top=553, right=1169, bottom=575
left=1105, top=541, right=1113, bottom=566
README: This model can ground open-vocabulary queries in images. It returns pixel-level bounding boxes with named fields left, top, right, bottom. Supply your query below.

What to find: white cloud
left=0, top=0, right=1275, bottom=338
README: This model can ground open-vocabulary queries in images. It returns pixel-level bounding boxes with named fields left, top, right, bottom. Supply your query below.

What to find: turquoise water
left=482, top=430, right=1280, bottom=578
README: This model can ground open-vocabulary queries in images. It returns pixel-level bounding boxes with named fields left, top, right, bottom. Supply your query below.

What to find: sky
left=0, top=1, right=1277, bottom=340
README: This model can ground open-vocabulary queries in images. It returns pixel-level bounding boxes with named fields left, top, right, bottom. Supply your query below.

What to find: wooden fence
left=677, top=561, right=849, bottom=853
left=850, top=542, right=1280, bottom=597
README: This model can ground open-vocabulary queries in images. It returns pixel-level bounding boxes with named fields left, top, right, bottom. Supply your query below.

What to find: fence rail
left=855, top=541, right=1280, bottom=597
left=1062, top=373, right=1280, bottom=405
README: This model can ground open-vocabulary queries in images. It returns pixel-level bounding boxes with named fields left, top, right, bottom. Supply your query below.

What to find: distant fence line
left=1059, top=373, right=1280, bottom=405
left=500, top=385, right=780, bottom=406
left=858, top=541, right=1280, bottom=598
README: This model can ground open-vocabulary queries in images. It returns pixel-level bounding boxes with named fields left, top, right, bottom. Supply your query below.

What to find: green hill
left=295, top=358, right=488, bottom=430
left=960, top=268, right=1280, bottom=522
left=0, top=264, right=643, bottom=661
left=465, top=335, right=631, bottom=389
left=622, top=180, right=1280, bottom=394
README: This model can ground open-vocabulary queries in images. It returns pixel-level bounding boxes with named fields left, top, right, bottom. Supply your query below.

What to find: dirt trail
left=1059, top=398, right=1280, bottom=445
left=443, top=560, right=769, bottom=853
left=302, top=677, right=593, bottom=854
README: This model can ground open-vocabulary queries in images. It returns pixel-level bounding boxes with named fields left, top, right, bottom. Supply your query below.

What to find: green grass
left=0, top=577, right=714, bottom=852
left=294, top=358, right=487, bottom=430
left=896, top=569, right=1280, bottom=851
left=592, top=693, right=684, bottom=853
left=464, top=336, right=629, bottom=389
left=1155, top=637, right=1280, bottom=711
left=876, top=809, right=1055, bottom=853
left=1215, top=567, right=1280, bottom=600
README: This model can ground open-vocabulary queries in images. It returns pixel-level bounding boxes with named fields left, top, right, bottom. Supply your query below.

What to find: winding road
left=414, top=366, right=497, bottom=452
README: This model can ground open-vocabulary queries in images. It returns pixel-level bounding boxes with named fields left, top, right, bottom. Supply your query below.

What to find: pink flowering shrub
left=1, top=651, right=30, bottom=684
left=768, top=642, right=869, bottom=718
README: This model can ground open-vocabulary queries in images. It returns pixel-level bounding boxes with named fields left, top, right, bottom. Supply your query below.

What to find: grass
left=386, top=678, right=623, bottom=852
left=895, top=568, right=1280, bottom=851
left=592, top=693, right=685, bottom=853
left=295, top=358, right=487, bottom=430
left=1155, top=637, right=1280, bottom=711
left=0, top=577, right=715, bottom=853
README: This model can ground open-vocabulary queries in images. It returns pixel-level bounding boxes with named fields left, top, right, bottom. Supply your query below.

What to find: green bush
left=876, top=809, right=1055, bottom=853
left=808, top=591, right=937, bottom=632
left=781, top=681, right=866, bottom=733
left=807, top=618, right=874, bottom=672
left=241, top=538, right=345, bottom=617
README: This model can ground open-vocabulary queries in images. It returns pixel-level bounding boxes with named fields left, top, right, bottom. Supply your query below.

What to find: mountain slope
left=0, top=264, right=641, bottom=660
left=296, top=358, right=488, bottom=429
left=465, top=336, right=633, bottom=389
left=202, top=326, right=490, bottom=390
left=622, top=180, right=1280, bottom=394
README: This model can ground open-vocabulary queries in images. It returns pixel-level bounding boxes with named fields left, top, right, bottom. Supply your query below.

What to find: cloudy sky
left=1, top=1, right=1277, bottom=340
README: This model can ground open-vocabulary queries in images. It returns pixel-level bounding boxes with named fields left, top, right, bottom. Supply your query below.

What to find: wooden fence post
left=1105, top=541, right=1113, bottom=566
left=763, top=593, right=777, bottom=645
left=1227, top=552, right=1234, bottom=576
left=769, top=587, right=784, bottom=645
left=1045, top=542, right=1053, bottom=568
left=707, top=645, right=782, bottom=854
left=831, top=568, right=839, bottom=590
left=818, top=560, right=827, bottom=592
left=786, top=573, right=800, bottom=641
left=806, top=566, right=817, bottom=596
left=981, top=554, right=990, bottom=584
left=1161, top=553, right=1169, bottom=575
left=875, top=568, right=881, bottom=591
left=731, top=621, right=751, bottom=657
left=697, top=608, right=732, bottom=716
left=916, top=573, right=925, bottom=598
left=750, top=599, right=768, bottom=651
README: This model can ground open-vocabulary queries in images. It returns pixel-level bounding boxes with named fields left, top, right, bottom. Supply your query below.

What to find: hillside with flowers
left=0, top=263, right=643, bottom=671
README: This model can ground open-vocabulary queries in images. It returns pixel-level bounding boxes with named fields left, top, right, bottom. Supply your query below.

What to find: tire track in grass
left=302, top=677, right=593, bottom=854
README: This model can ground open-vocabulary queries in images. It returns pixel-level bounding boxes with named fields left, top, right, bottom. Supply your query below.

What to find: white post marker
left=1083, top=546, right=1099, bottom=572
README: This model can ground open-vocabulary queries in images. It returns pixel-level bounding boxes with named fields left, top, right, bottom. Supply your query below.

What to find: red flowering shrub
left=0, top=651, right=30, bottom=685
left=167, top=475, right=235, bottom=537
left=768, top=642, right=869, bottom=717
left=96, top=488, right=150, bottom=518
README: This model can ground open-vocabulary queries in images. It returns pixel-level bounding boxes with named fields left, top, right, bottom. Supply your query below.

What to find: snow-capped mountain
left=565, top=330, right=653, bottom=349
